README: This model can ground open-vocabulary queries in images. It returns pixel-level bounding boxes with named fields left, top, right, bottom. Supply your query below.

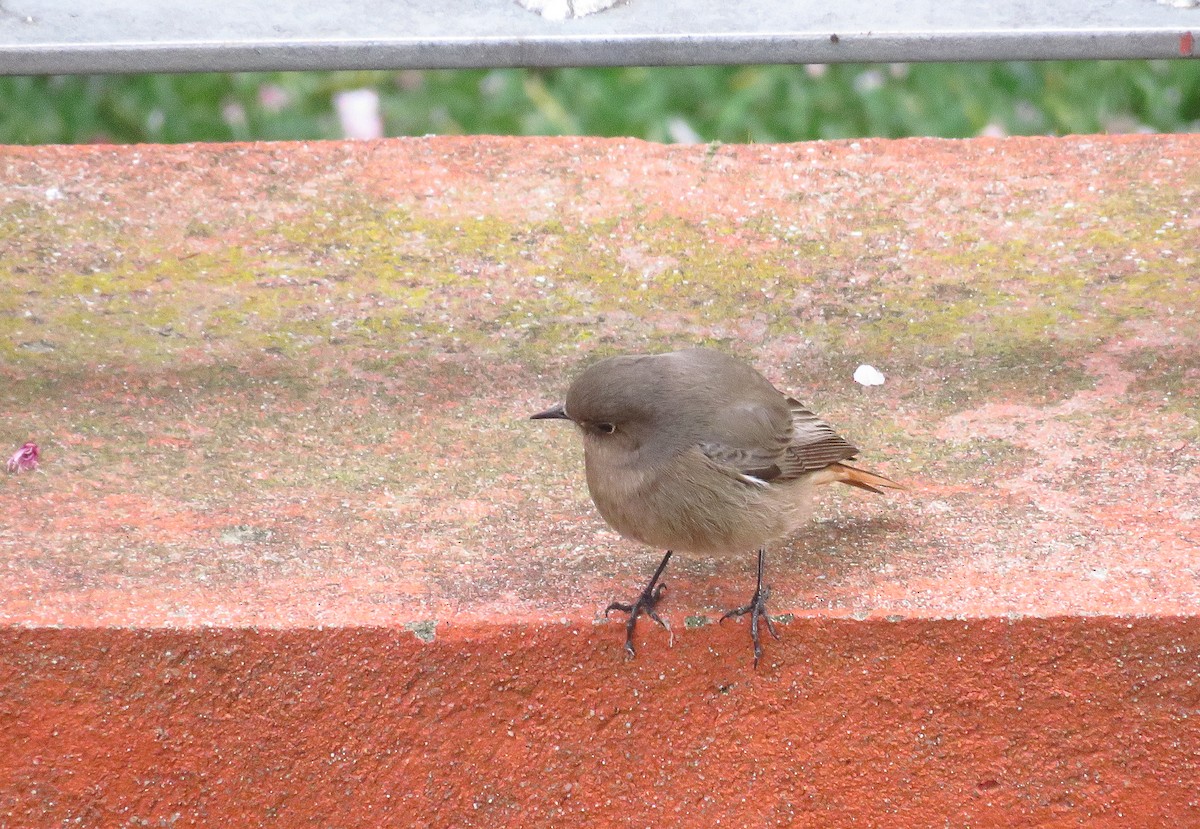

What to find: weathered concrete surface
left=1, top=135, right=1198, bottom=827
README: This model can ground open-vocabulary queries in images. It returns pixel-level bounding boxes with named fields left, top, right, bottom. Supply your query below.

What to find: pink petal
left=6, top=442, right=39, bottom=474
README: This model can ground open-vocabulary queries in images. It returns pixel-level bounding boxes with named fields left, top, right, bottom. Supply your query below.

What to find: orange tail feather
left=827, top=462, right=906, bottom=494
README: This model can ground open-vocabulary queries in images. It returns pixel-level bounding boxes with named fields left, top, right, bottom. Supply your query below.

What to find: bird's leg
left=604, top=550, right=674, bottom=659
left=719, top=548, right=780, bottom=667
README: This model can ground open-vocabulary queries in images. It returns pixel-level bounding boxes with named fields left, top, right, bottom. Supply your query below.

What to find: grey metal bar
left=1, top=0, right=1197, bottom=75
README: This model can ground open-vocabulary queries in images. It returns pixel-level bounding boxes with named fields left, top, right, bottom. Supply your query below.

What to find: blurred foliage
left=2, top=61, right=1199, bottom=145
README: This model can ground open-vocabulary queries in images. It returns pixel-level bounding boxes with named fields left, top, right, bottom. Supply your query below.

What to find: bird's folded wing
left=696, top=441, right=783, bottom=483
left=779, top=399, right=860, bottom=477
left=696, top=395, right=861, bottom=484
left=697, top=397, right=791, bottom=483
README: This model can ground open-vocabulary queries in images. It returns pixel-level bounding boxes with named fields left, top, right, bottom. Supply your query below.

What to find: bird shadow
left=667, top=510, right=925, bottom=616
left=784, top=514, right=912, bottom=577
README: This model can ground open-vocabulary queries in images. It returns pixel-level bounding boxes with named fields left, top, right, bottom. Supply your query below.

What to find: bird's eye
left=595, top=422, right=616, bottom=434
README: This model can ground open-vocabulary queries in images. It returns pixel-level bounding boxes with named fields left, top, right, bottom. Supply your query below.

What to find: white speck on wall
left=854, top=364, right=886, bottom=386
left=516, top=0, right=621, bottom=20
left=334, top=89, right=384, bottom=140
left=666, top=116, right=703, bottom=145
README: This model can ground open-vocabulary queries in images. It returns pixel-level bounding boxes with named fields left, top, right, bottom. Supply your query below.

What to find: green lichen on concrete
left=1121, top=346, right=1200, bottom=426
left=405, top=620, right=438, bottom=643
left=912, top=436, right=1031, bottom=481
left=271, top=203, right=834, bottom=359
left=4, top=163, right=1196, bottom=440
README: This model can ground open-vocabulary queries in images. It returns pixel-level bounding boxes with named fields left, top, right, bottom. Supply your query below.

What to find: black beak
left=530, top=402, right=569, bottom=421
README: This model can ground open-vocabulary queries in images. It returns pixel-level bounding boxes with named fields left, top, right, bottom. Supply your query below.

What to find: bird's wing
left=776, top=399, right=860, bottom=477
left=696, top=397, right=793, bottom=484
left=696, top=441, right=783, bottom=484
left=692, top=374, right=860, bottom=484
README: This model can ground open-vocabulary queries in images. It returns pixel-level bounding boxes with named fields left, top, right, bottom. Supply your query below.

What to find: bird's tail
left=826, top=462, right=906, bottom=495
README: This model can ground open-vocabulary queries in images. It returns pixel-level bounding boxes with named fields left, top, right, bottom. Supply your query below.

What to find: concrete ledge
left=3, top=621, right=1198, bottom=826
left=2, top=135, right=1199, bottom=825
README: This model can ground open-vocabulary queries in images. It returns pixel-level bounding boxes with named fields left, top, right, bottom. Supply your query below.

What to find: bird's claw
left=604, top=551, right=674, bottom=658
left=720, top=553, right=779, bottom=668
left=606, top=582, right=672, bottom=658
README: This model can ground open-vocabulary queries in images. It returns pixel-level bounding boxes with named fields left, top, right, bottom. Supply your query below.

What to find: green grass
left=2, top=61, right=1200, bottom=145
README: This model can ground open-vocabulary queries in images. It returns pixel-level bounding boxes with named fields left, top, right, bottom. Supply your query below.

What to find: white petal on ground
left=854, top=364, right=886, bottom=386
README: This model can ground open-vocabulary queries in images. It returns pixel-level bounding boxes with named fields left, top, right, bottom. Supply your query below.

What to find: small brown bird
left=531, top=347, right=903, bottom=665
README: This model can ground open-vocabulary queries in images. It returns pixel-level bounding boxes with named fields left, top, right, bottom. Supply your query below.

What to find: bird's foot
left=604, top=550, right=674, bottom=659
left=720, top=581, right=779, bottom=668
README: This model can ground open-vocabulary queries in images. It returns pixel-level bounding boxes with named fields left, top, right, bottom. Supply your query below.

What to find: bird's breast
left=582, top=444, right=815, bottom=555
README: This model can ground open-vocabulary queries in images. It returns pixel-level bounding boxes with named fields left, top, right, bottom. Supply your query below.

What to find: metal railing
left=2, top=0, right=1198, bottom=75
